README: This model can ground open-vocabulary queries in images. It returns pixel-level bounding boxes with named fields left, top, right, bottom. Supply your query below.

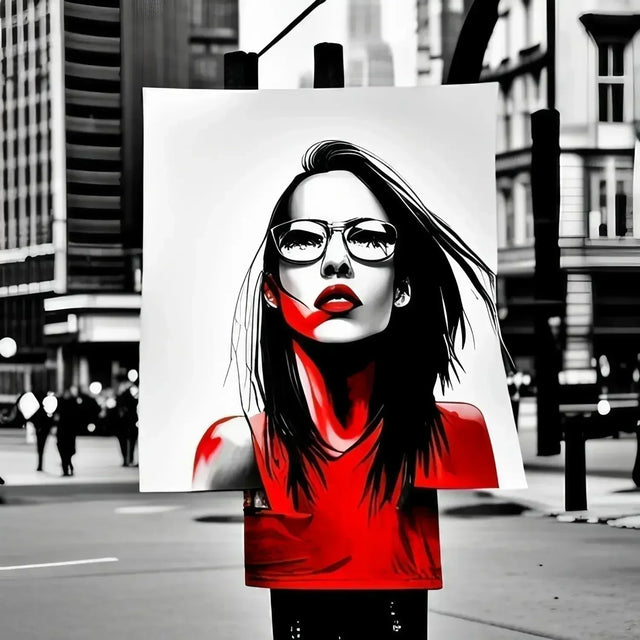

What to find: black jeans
left=35, top=429, right=50, bottom=470
left=57, top=436, right=75, bottom=475
left=270, top=589, right=428, bottom=640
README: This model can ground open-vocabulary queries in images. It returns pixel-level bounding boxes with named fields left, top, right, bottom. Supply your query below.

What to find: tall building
left=417, top=0, right=640, bottom=394
left=484, top=0, right=640, bottom=397
left=1, top=0, right=66, bottom=402
left=0, top=0, right=238, bottom=403
left=478, top=0, right=550, bottom=382
left=346, top=0, right=395, bottom=86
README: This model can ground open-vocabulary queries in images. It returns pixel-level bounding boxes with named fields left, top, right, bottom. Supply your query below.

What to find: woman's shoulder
left=192, top=414, right=264, bottom=491
left=437, top=401, right=487, bottom=432
left=196, top=416, right=251, bottom=449
left=414, top=401, right=499, bottom=489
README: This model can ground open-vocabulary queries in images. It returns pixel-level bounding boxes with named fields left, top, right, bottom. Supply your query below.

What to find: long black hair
left=231, top=140, right=498, bottom=507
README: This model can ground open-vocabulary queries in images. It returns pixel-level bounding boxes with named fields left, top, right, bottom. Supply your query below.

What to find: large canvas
left=140, top=84, right=526, bottom=595
left=140, top=85, right=525, bottom=497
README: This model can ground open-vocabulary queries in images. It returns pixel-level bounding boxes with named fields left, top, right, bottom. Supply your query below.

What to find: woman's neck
left=292, top=339, right=379, bottom=454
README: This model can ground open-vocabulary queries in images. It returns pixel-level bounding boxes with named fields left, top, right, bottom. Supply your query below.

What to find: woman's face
left=269, top=171, right=396, bottom=343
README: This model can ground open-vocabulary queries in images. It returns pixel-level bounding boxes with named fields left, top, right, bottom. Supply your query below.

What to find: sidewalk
left=0, top=428, right=138, bottom=488
left=487, top=414, right=640, bottom=527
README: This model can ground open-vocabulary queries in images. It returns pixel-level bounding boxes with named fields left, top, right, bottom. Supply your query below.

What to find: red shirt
left=239, top=402, right=498, bottom=590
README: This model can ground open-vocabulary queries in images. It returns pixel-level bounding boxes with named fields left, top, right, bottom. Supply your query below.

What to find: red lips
left=314, top=285, right=362, bottom=314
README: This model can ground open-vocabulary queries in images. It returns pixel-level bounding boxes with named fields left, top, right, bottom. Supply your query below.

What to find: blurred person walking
left=3, top=391, right=56, bottom=471
left=55, top=387, right=82, bottom=476
left=116, top=381, right=139, bottom=467
left=32, top=393, right=56, bottom=472
left=101, top=388, right=129, bottom=466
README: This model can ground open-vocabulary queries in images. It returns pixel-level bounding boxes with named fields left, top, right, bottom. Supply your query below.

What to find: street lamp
left=42, top=393, right=58, bottom=417
left=89, top=381, right=103, bottom=395
left=0, top=337, right=17, bottom=359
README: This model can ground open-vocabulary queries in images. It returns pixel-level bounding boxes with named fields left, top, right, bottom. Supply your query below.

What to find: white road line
left=0, top=557, right=119, bottom=572
left=115, top=505, right=179, bottom=514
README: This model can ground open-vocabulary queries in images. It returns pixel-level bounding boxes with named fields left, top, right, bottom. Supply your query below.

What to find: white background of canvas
left=140, top=85, right=526, bottom=492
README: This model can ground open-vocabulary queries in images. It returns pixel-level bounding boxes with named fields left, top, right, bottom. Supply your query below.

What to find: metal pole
left=224, top=51, right=258, bottom=90
left=258, top=0, right=327, bottom=58
left=564, top=428, right=587, bottom=511
left=313, top=43, right=344, bottom=88
left=546, top=0, right=557, bottom=110
left=531, top=109, right=563, bottom=458
left=445, top=0, right=500, bottom=84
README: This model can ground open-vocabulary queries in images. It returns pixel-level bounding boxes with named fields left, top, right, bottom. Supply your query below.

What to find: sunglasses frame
left=270, top=217, right=398, bottom=265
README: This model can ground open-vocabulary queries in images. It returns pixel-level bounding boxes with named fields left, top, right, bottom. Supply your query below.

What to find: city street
left=2, top=0, right=640, bottom=638
left=1, top=484, right=638, bottom=640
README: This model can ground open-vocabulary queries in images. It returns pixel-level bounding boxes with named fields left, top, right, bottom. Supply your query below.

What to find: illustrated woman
left=193, top=140, right=501, bottom=639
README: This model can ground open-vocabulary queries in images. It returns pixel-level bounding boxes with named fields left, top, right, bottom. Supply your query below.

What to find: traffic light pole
left=531, top=109, right=563, bottom=459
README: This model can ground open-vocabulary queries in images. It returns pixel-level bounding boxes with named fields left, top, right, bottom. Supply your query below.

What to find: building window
left=580, top=13, right=640, bottom=123
left=192, top=0, right=238, bottom=35
left=503, top=87, right=513, bottom=151
left=190, top=42, right=236, bottom=88
left=523, top=0, right=532, bottom=47
left=588, top=165, right=633, bottom=238
left=524, top=180, right=534, bottom=241
left=190, top=53, right=222, bottom=88
left=504, top=10, right=511, bottom=61
left=191, top=0, right=204, bottom=26
left=499, top=10, right=511, bottom=62
left=615, top=175, right=633, bottom=237
left=597, top=41, right=625, bottom=122
left=598, top=177, right=608, bottom=236
left=502, top=187, right=515, bottom=246
left=521, top=75, right=531, bottom=146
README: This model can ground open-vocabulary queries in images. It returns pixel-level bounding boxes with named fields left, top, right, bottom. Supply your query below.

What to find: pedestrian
left=101, top=389, right=127, bottom=465
left=55, top=387, right=81, bottom=476
left=192, top=141, right=502, bottom=638
left=116, top=382, right=139, bottom=466
left=77, top=387, right=101, bottom=434
left=9, top=391, right=55, bottom=470
left=31, top=393, right=56, bottom=472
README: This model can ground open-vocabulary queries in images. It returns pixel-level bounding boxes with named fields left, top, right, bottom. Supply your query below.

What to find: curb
left=476, top=487, right=640, bottom=530
left=0, top=481, right=140, bottom=503
left=550, top=511, right=640, bottom=529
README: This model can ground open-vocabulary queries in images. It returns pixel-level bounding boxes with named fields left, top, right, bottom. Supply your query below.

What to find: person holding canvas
left=192, top=140, right=504, bottom=639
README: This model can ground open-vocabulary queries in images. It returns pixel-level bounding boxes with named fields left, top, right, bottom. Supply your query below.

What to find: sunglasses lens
left=345, top=220, right=397, bottom=261
left=275, top=220, right=326, bottom=262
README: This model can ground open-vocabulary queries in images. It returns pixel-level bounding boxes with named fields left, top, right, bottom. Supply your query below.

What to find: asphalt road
left=1, top=487, right=638, bottom=640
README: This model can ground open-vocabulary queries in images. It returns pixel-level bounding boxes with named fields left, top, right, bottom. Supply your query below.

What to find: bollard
left=224, top=51, right=259, bottom=90
left=313, top=43, right=344, bottom=89
left=564, top=426, right=587, bottom=511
